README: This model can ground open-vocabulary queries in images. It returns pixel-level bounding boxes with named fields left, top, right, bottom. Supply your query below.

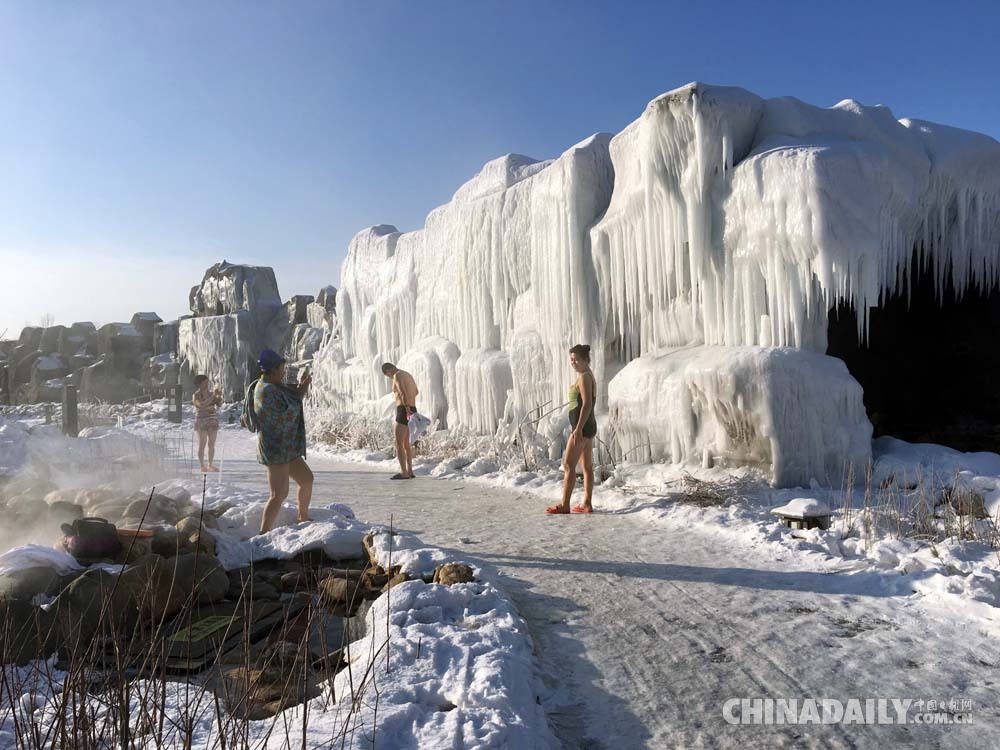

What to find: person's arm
left=404, top=374, right=418, bottom=406
left=574, top=373, right=594, bottom=436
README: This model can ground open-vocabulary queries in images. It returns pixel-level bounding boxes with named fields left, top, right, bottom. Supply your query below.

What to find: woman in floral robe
left=253, top=349, right=313, bottom=534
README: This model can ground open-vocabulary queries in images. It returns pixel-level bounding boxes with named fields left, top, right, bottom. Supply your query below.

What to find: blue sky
left=1, top=0, right=998, bottom=337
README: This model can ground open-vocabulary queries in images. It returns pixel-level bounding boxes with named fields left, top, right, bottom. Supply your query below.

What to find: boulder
left=38, top=325, right=67, bottom=353
left=74, top=488, right=119, bottom=511
left=318, top=577, right=361, bottom=607
left=122, top=492, right=187, bottom=526
left=149, top=528, right=191, bottom=557
left=265, top=296, right=316, bottom=362
left=7, top=477, right=57, bottom=502
left=0, top=600, right=59, bottom=665
left=130, top=312, right=162, bottom=350
left=96, top=322, right=149, bottom=376
left=119, top=553, right=229, bottom=622
left=221, top=662, right=312, bottom=720
left=153, top=320, right=180, bottom=356
left=287, top=324, right=323, bottom=362
left=48, top=500, right=84, bottom=524
left=12, top=349, right=41, bottom=387
left=432, top=563, right=475, bottom=585
left=0, top=566, right=62, bottom=601
left=176, top=515, right=206, bottom=537
left=52, top=568, right=132, bottom=647
left=6, top=494, right=47, bottom=524
left=225, top=570, right=281, bottom=601
left=158, top=485, right=194, bottom=509
left=114, top=538, right=152, bottom=565
left=58, top=322, right=97, bottom=358
left=306, top=302, right=333, bottom=332
left=189, top=531, right=216, bottom=557
left=316, top=285, right=337, bottom=312
left=189, top=261, right=283, bottom=331
left=279, top=571, right=312, bottom=593
left=142, top=354, right=180, bottom=391
left=80, top=356, right=143, bottom=403
left=382, top=571, right=411, bottom=592
left=17, top=327, right=43, bottom=349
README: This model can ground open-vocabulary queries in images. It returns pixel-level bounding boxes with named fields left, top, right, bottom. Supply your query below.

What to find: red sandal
left=572, top=505, right=593, bottom=514
left=546, top=505, right=570, bottom=515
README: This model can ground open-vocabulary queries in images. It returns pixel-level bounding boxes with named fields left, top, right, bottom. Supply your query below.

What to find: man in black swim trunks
left=381, top=362, right=419, bottom=479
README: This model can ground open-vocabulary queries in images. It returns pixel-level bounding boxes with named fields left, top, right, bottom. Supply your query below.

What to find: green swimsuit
left=569, top=374, right=598, bottom=439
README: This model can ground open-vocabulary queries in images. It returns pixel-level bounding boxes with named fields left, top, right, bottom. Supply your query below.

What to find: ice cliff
left=309, top=82, right=1000, bottom=486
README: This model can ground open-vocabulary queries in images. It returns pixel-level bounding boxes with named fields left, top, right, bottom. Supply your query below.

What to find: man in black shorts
left=381, top=363, right=419, bottom=479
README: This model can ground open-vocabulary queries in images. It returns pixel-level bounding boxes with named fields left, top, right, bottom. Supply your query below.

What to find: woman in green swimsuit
left=547, top=344, right=597, bottom=515
left=254, top=349, right=314, bottom=534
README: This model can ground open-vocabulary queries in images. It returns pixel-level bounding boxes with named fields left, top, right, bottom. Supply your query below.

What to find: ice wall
left=593, top=83, right=1000, bottom=355
left=312, top=136, right=615, bottom=430
left=310, top=81, right=1000, bottom=485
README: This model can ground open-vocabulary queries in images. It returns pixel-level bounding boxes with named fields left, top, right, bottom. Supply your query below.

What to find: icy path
left=208, top=435, right=999, bottom=750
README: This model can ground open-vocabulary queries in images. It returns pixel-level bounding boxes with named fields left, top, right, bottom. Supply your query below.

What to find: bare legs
left=394, top=423, right=414, bottom=478
left=197, top=429, right=219, bottom=471
left=261, top=463, right=289, bottom=534
left=260, top=457, right=314, bottom=534
left=555, top=434, right=594, bottom=511
left=288, top=457, right=314, bottom=522
left=580, top=438, right=595, bottom=511
left=197, top=430, right=208, bottom=470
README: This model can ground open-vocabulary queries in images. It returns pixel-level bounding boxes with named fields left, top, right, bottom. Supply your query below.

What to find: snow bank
left=329, top=580, right=551, bottom=749
left=213, top=505, right=369, bottom=569
left=366, top=529, right=473, bottom=579
left=0, top=545, right=82, bottom=576
left=609, top=346, right=872, bottom=487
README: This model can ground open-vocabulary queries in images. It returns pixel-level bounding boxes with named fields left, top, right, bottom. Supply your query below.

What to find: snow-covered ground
left=319, top=431, right=1000, bottom=628
left=236, top=440, right=1000, bottom=748
left=4, top=407, right=1000, bottom=747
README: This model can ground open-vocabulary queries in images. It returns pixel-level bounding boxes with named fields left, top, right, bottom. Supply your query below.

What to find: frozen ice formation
left=176, top=262, right=338, bottom=398
left=609, top=346, right=871, bottom=486
left=593, top=85, right=1000, bottom=356
left=188, top=260, right=283, bottom=329
left=309, top=81, right=1000, bottom=486
left=311, top=136, right=615, bottom=420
